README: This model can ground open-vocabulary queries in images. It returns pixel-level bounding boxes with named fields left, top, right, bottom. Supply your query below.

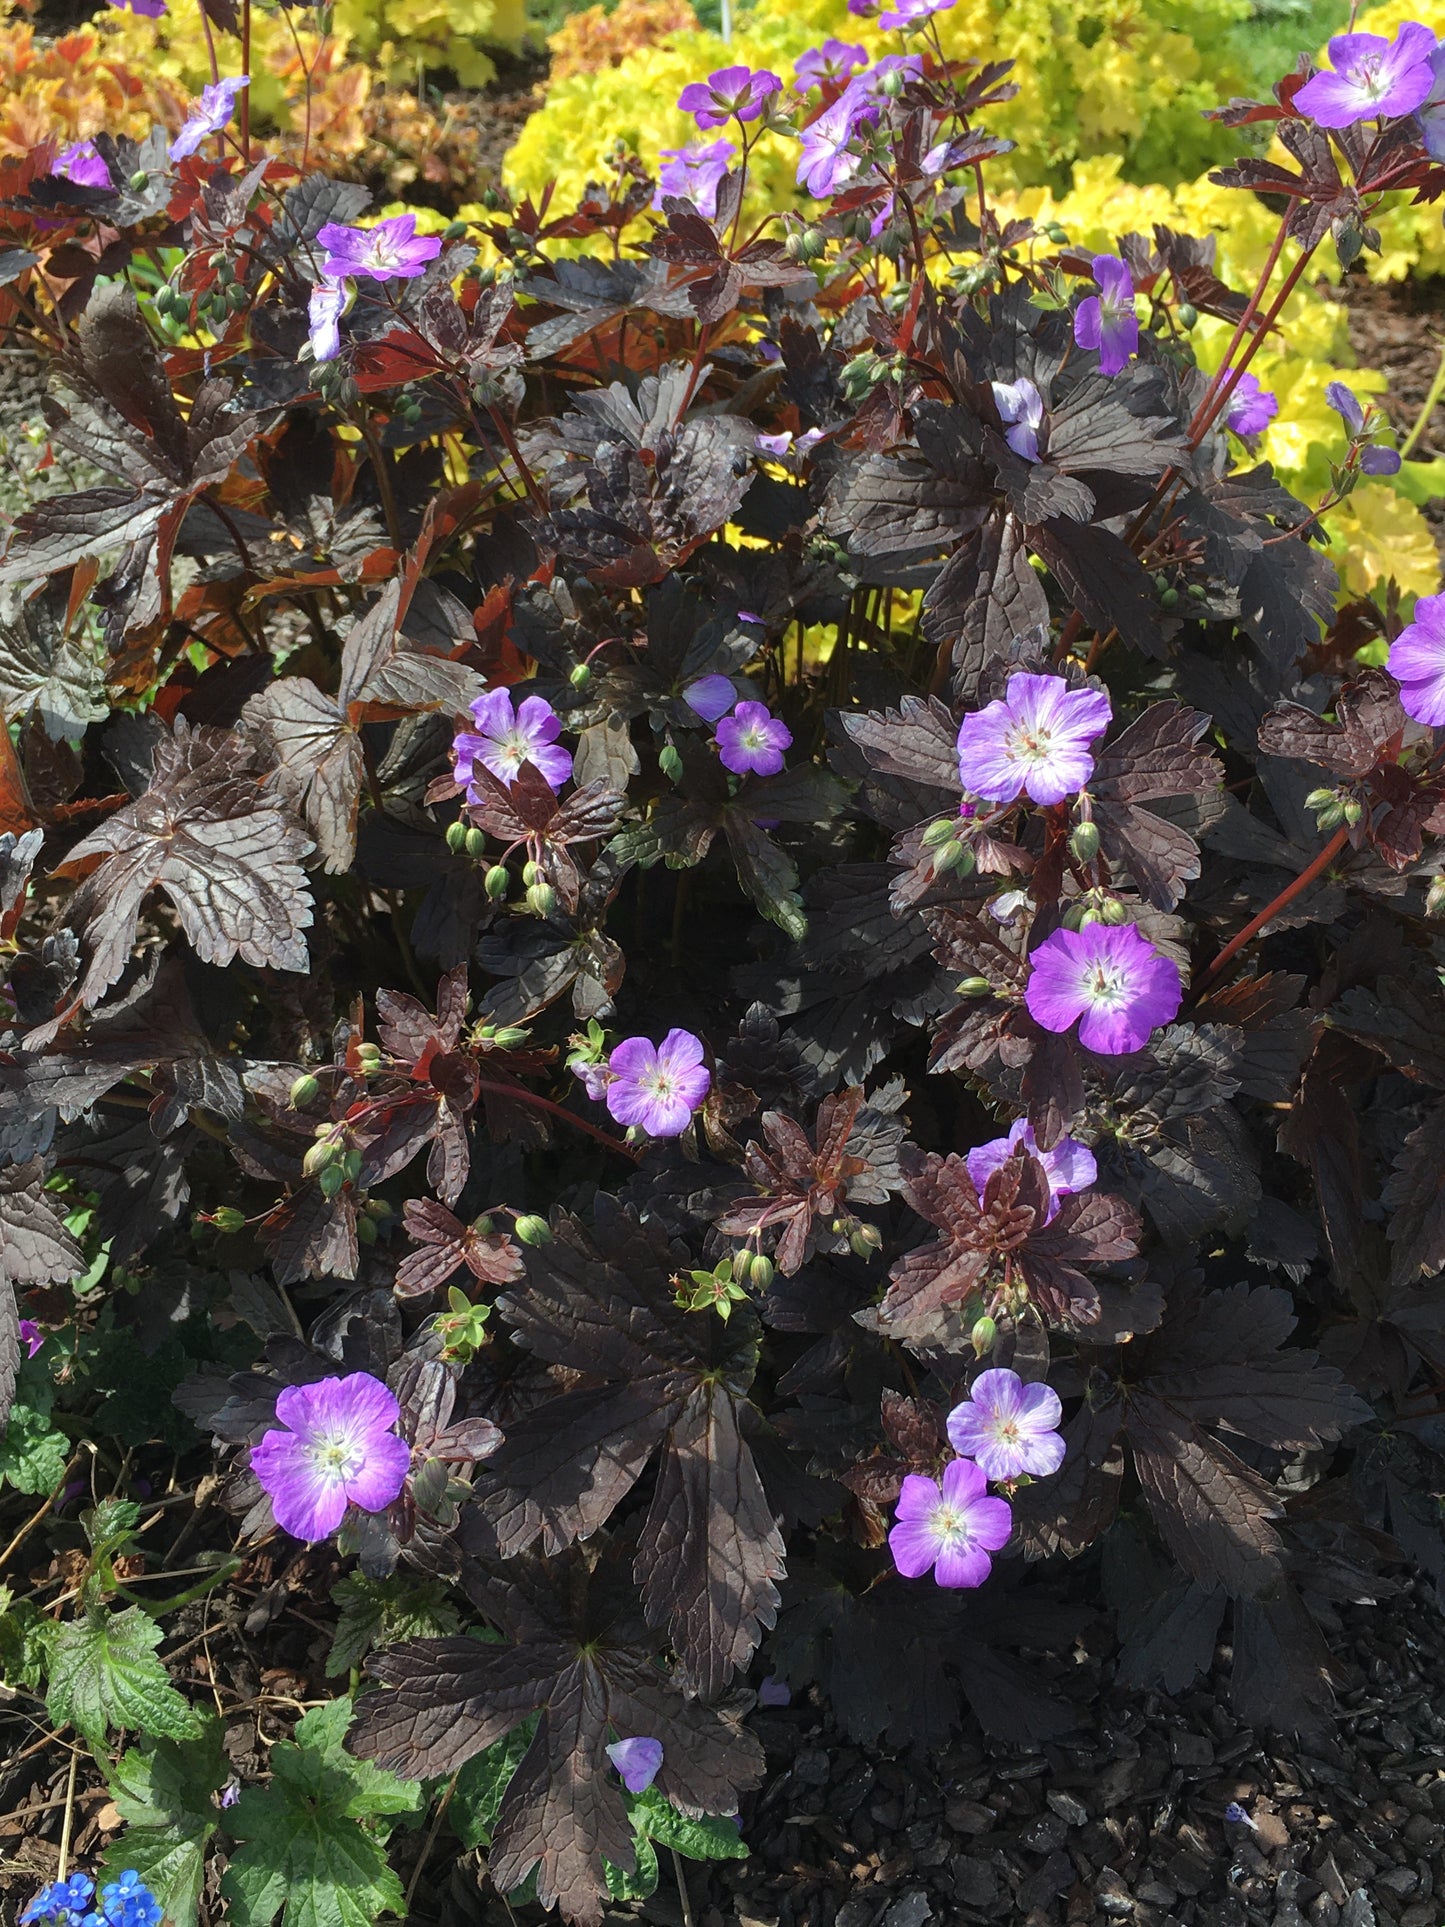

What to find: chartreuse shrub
left=9, top=13, right=1445, bottom=1927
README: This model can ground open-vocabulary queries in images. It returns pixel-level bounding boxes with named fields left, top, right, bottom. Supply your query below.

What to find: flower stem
left=1194, top=825, right=1349, bottom=994
left=1402, top=335, right=1445, bottom=457
left=475, top=1076, right=641, bottom=1160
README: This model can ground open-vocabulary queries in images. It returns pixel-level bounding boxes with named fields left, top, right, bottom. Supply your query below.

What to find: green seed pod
left=129, top=169, right=149, bottom=191
left=1044, top=221, right=1069, bottom=244
left=289, top=1072, right=320, bottom=1107
left=1187, top=581, right=1207, bottom=599
left=733, top=1248, right=753, bottom=1284
left=445, top=819, right=467, bottom=853
left=569, top=661, right=591, bottom=688
left=956, top=976, right=992, bottom=998
left=1427, top=875, right=1445, bottom=918
left=472, top=1214, right=494, bottom=1237
left=484, top=863, right=509, bottom=900
left=354, top=1043, right=382, bottom=1074
left=365, top=1196, right=393, bottom=1220
left=341, top=1148, right=363, bottom=1184
left=212, top=1206, right=246, bottom=1234
left=1069, top=819, right=1100, bottom=864
left=785, top=231, right=808, bottom=263
left=1304, top=787, right=1337, bottom=813
left=971, top=1313, right=998, bottom=1357
left=464, top=827, right=487, bottom=860
left=1342, top=796, right=1365, bottom=826
left=658, top=742, right=684, bottom=782
left=318, top=1161, right=346, bottom=1198
left=877, top=63, right=906, bottom=95
left=356, top=1214, right=378, bottom=1245
left=1178, top=302, right=1199, bottom=329
left=1061, top=901, right=1089, bottom=931
left=492, top=1026, right=530, bottom=1049
left=302, top=1139, right=336, bottom=1178
left=749, top=1254, right=774, bottom=1289
left=849, top=1221, right=883, bottom=1257
left=526, top=881, right=557, bottom=917
left=1160, top=587, right=1179, bottom=610
left=921, top=816, right=962, bottom=849
left=1315, top=799, right=1346, bottom=830
left=1153, top=572, right=1170, bottom=594
left=444, top=219, right=469, bottom=241
left=799, top=226, right=827, bottom=261
left=1099, top=896, right=1131, bottom=925
left=940, top=841, right=976, bottom=877
left=522, top=859, right=542, bottom=886
left=215, top=259, right=235, bottom=287
left=513, top=1213, right=552, bottom=1246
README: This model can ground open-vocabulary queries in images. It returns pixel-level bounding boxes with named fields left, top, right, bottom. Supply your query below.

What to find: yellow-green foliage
left=330, top=0, right=528, bottom=90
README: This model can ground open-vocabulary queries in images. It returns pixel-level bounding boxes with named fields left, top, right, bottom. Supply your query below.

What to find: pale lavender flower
left=966, top=1118, right=1096, bottom=1221
left=756, top=427, right=825, bottom=460
left=1361, top=445, right=1402, bottom=474
left=51, top=141, right=111, bottom=189
left=1225, top=371, right=1278, bottom=437
left=876, top=0, right=954, bottom=31
left=250, top=1372, right=410, bottom=1542
left=308, top=280, right=345, bottom=364
left=946, top=1368, right=1066, bottom=1483
left=107, top=0, right=167, bottom=15
left=453, top=689, right=572, bottom=792
left=677, top=65, right=783, bottom=128
left=607, top=1737, right=663, bottom=1793
left=988, top=888, right=1031, bottom=925
left=17, top=1319, right=43, bottom=1359
left=1295, top=22, right=1436, bottom=128
left=716, top=700, right=792, bottom=776
left=990, top=376, right=1045, bottom=462
left=219, top=1781, right=241, bottom=1809
left=796, top=87, right=877, bottom=197
left=795, top=39, right=868, bottom=85
left=1326, top=379, right=1367, bottom=434
left=605, top=1029, right=711, bottom=1136
left=1387, top=593, right=1445, bottom=725
left=889, top=1458, right=1012, bottom=1589
left=757, top=1675, right=792, bottom=1706
left=1418, top=42, right=1445, bottom=155
left=683, top=674, right=738, bottom=722
left=653, top=137, right=735, bottom=217
left=316, top=213, right=442, bottom=283
left=168, top=75, right=249, bottom=161
left=1073, top=253, right=1138, bottom=377
left=1025, top=922, right=1183, bottom=1055
left=573, top=1058, right=612, bottom=1102
left=955, top=672, right=1112, bottom=807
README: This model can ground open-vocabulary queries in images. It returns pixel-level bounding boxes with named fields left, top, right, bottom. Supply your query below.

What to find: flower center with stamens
left=930, top=1502, right=975, bottom=1548
left=309, top=1428, right=363, bottom=1483
left=1004, top=723, right=1053, bottom=765
left=1083, top=962, right=1128, bottom=1008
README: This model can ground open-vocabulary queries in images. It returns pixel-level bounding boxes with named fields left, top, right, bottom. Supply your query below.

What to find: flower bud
left=849, top=1221, right=883, bottom=1258
left=921, top=816, right=961, bottom=849
left=354, top=1043, right=382, bottom=1074
left=226, top=283, right=248, bottom=312
left=526, top=880, right=557, bottom=917
left=1427, top=875, right=1445, bottom=918
left=289, top=1072, right=320, bottom=1107
left=357, top=1214, right=378, bottom=1245
left=445, top=819, right=467, bottom=852
left=492, top=1025, right=530, bottom=1048
left=129, top=169, right=149, bottom=191
left=733, top=1248, right=753, bottom=1284
left=971, top=1313, right=998, bottom=1357
left=1069, top=820, right=1100, bottom=863
left=658, top=742, right=683, bottom=782
left=341, top=1148, right=363, bottom=1183
left=840, top=351, right=885, bottom=401
left=1304, top=787, right=1337, bottom=814
left=211, top=1206, right=246, bottom=1234
left=1044, top=221, right=1069, bottom=244
left=484, top=864, right=510, bottom=900
left=1099, top=896, right=1130, bottom=925
left=1178, top=302, right=1199, bottom=329
left=1342, top=796, right=1365, bottom=826
left=522, top=859, right=542, bottom=886
left=444, top=219, right=469, bottom=241
left=318, top=1161, right=346, bottom=1198
left=749, top=1254, right=774, bottom=1289
left=1159, top=587, right=1179, bottom=610
left=877, top=64, right=906, bottom=95
left=513, top=1213, right=552, bottom=1246
left=956, top=976, right=992, bottom=997
left=569, top=661, right=591, bottom=688
left=302, top=1139, right=337, bottom=1178
left=464, top=827, right=487, bottom=859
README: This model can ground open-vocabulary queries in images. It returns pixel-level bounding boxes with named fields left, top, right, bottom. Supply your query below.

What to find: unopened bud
left=1304, top=787, right=1337, bottom=813
left=522, top=859, right=542, bottom=886
left=341, top=1148, right=363, bottom=1183
left=956, top=976, right=992, bottom=998
left=1427, top=875, right=1445, bottom=918
left=212, top=1206, right=246, bottom=1234
left=569, top=661, right=591, bottom=688
left=1178, top=302, right=1199, bottom=329
left=302, top=1139, right=337, bottom=1178
left=445, top=819, right=467, bottom=852
left=877, top=64, right=906, bottom=95
left=849, top=1221, right=883, bottom=1257
left=357, top=1214, right=378, bottom=1245
left=129, top=169, right=149, bottom=191
left=464, top=827, right=487, bottom=859
left=971, top=1313, right=998, bottom=1357
left=749, top=1254, right=774, bottom=1289
left=734, top=1248, right=753, bottom=1284
left=1069, top=820, right=1100, bottom=863
left=1044, top=221, right=1069, bottom=244
left=289, top=1072, right=320, bottom=1107
left=937, top=839, right=976, bottom=876
left=922, top=816, right=961, bottom=849
left=659, top=742, right=683, bottom=782
left=318, top=1161, right=346, bottom=1198
left=1099, top=896, right=1130, bottom=925
left=1342, top=796, right=1365, bottom=825
left=444, top=219, right=469, bottom=241
left=526, top=880, right=557, bottom=917
left=355, top=1043, right=382, bottom=1072
left=1160, top=587, right=1179, bottom=610
left=513, top=1213, right=552, bottom=1246
left=1315, top=798, right=1346, bottom=830
left=491, top=1025, right=529, bottom=1048
left=484, top=863, right=509, bottom=899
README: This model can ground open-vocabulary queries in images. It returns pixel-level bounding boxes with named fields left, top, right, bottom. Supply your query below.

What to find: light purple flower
left=889, top=1457, right=1012, bottom=1589
left=1361, top=445, right=1402, bottom=474
left=796, top=87, right=877, bottom=197
left=1225, top=371, right=1278, bottom=437
left=1418, top=42, right=1445, bottom=155
left=1295, top=22, right=1437, bottom=128
left=316, top=213, right=442, bottom=283
left=653, top=137, right=735, bottom=218
left=1025, top=922, right=1183, bottom=1055
left=107, top=0, right=167, bottom=15
left=716, top=700, right=792, bottom=776
left=1387, top=593, right=1445, bottom=725
left=219, top=1781, right=241, bottom=1809
left=605, top=1029, right=711, bottom=1136
left=607, top=1737, right=663, bottom=1793
left=1326, top=379, right=1367, bottom=434
left=17, top=1319, right=43, bottom=1359
left=1224, top=1803, right=1258, bottom=1830
left=250, top=1372, right=411, bottom=1542
left=677, top=64, right=783, bottom=129
left=683, top=674, right=738, bottom=722
left=1073, top=254, right=1138, bottom=377
left=757, top=1675, right=792, bottom=1706
left=168, top=75, right=249, bottom=161
left=308, top=279, right=345, bottom=364
left=945, top=1368, right=1066, bottom=1483
left=795, top=39, right=868, bottom=85
left=573, top=1058, right=612, bottom=1102
left=453, top=689, right=572, bottom=792
left=965, top=1118, right=1096, bottom=1222
left=990, top=376, right=1044, bottom=463
left=756, top=427, right=825, bottom=460
left=955, top=672, right=1112, bottom=807
left=51, top=141, right=111, bottom=189
left=875, top=0, right=954, bottom=31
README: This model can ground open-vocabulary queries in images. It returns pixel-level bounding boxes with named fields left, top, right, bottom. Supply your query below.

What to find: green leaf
left=47, top=1605, right=203, bottom=1753
left=325, top=1574, right=461, bottom=1679
left=99, top=1719, right=227, bottom=1927
left=0, top=1588, right=51, bottom=1691
left=0, top=1352, right=67, bottom=1495
left=628, top=1787, right=749, bottom=1863
left=220, top=1697, right=423, bottom=1927
left=605, top=1835, right=658, bottom=1901
left=449, top=1716, right=537, bottom=1851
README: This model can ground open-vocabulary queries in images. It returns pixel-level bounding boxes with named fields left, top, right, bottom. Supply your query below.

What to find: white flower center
left=989, top=1416, right=1021, bottom=1445
left=308, top=1427, right=363, bottom=1484
left=363, top=232, right=404, bottom=272
left=645, top=1069, right=680, bottom=1099
left=1004, top=722, right=1054, bottom=766
left=494, top=728, right=532, bottom=773
left=1082, top=961, right=1128, bottom=1009
left=930, top=1501, right=975, bottom=1549
left=1356, top=54, right=1387, bottom=98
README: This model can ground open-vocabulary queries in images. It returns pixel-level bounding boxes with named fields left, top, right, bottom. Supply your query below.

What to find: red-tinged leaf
left=396, top=1197, right=523, bottom=1296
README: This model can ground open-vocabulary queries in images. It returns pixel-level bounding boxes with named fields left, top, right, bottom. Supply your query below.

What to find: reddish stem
left=1194, top=825, right=1349, bottom=994
left=475, top=1077, right=640, bottom=1161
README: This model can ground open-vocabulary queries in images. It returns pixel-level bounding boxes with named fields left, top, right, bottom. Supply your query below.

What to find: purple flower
left=876, top=0, right=954, bottom=30
left=889, top=1457, right=1012, bottom=1589
left=1224, top=1803, right=1258, bottom=1830
left=51, top=141, right=111, bottom=189
left=1361, top=445, right=1402, bottom=474
left=607, top=1737, right=663, bottom=1793
left=653, top=137, right=735, bottom=218
left=756, top=427, right=825, bottom=460
left=990, top=376, right=1044, bottom=462
left=677, top=65, right=783, bottom=129
left=1073, top=254, right=1138, bottom=377
left=797, top=87, right=877, bottom=197
left=22, top=1874, right=95, bottom=1926
left=1295, top=22, right=1437, bottom=128
left=308, top=280, right=345, bottom=364
left=757, top=1674, right=792, bottom=1706
left=168, top=75, right=249, bottom=161
left=453, top=689, right=572, bottom=792
left=605, top=1029, right=711, bottom=1136
left=955, top=672, right=1112, bottom=807
left=795, top=39, right=868, bottom=85
left=683, top=673, right=738, bottom=722
left=250, top=1372, right=410, bottom=1542
left=1387, top=593, right=1445, bottom=725
left=1326, top=379, right=1367, bottom=434
left=1225, top=372, right=1278, bottom=437
left=219, top=1780, right=241, bottom=1809
left=573, top=1058, right=612, bottom=1102
left=1025, top=922, right=1183, bottom=1055
left=1418, top=41, right=1445, bottom=155
left=107, top=0, right=167, bottom=14
left=945, top=1369, right=1066, bottom=1483
left=965, top=1118, right=1096, bottom=1222
left=316, top=213, right=442, bottom=284
left=716, top=700, right=792, bottom=776
left=100, top=1871, right=162, bottom=1927
left=17, top=1318, right=43, bottom=1359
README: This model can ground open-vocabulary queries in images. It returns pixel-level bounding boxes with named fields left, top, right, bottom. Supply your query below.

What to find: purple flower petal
left=946, top=1368, right=1066, bottom=1482
left=678, top=65, right=782, bottom=128
left=17, top=1318, right=43, bottom=1359
left=1361, top=445, right=1402, bottom=474
left=1295, top=23, right=1437, bottom=128
left=605, top=1029, right=710, bottom=1136
left=1326, top=379, right=1367, bottom=434
left=455, top=689, right=571, bottom=792
left=1024, top=922, right=1183, bottom=1056
left=653, top=136, right=735, bottom=217
left=888, top=1459, right=1013, bottom=1589
left=169, top=74, right=249, bottom=162
left=716, top=700, right=791, bottom=777
left=955, top=672, right=1111, bottom=807
left=607, top=1736, right=664, bottom=1792
left=316, top=213, right=443, bottom=283
left=1388, top=593, right=1445, bottom=725
left=990, top=376, right=1044, bottom=462
left=308, top=279, right=345, bottom=364
left=1225, top=371, right=1278, bottom=438
left=251, top=1372, right=409, bottom=1543
left=965, top=1118, right=1096, bottom=1221
left=794, top=39, right=868, bottom=85
left=683, top=674, right=738, bottom=722
left=51, top=141, right=112, bottom=189
left=1073, top=254, right=1137, bottom=376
